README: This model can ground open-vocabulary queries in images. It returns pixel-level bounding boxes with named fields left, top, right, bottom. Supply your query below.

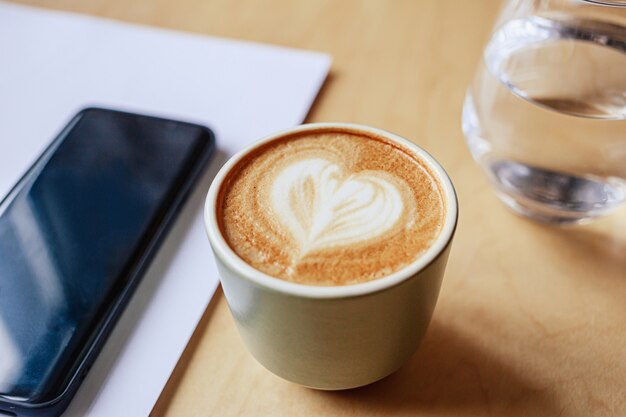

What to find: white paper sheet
left=0, top=2, right=330, bottom=416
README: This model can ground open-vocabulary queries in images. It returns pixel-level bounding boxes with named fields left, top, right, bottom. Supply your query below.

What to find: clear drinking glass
left=463, top=0, right=626, bottom=223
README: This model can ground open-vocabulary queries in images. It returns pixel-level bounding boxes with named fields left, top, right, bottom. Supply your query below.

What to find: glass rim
left=580, top=0, right=626, bottom=7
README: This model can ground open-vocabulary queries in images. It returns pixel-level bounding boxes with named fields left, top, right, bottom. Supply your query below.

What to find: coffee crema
left=217, top=128, right=446, bottom=286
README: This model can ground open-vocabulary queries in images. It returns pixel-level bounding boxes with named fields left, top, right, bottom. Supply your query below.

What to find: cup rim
left=204, top=122, right=458, bottom=299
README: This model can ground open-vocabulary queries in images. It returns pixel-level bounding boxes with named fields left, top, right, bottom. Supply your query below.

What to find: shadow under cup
left=204, top=123, right=458, bottom=390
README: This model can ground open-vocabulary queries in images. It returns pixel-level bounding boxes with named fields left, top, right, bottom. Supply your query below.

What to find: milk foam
left=219, top=129, right=444, bottom=285
left=270, top=158, right=406, bottom=255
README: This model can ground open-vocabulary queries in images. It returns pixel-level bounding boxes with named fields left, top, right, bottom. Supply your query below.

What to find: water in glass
left=463, top=11, right=626, bottom=223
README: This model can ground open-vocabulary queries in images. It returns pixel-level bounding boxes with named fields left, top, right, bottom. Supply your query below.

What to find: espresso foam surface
left=217, top=129, right=445, bottom=286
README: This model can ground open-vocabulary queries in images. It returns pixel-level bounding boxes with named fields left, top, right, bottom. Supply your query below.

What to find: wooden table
left=15, top=1, right=626, bottom=415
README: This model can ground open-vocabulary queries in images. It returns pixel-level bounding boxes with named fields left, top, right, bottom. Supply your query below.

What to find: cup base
left=266, top=358, right=406, bottom=391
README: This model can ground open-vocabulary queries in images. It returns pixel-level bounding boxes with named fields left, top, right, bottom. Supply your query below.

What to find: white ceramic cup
left=204, top=123, right=458, bottom=390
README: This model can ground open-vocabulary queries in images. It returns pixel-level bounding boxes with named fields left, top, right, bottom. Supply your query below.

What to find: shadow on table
left=530, top=216, right=626, bottom=283
left=315, top=319, right=560, bottom=417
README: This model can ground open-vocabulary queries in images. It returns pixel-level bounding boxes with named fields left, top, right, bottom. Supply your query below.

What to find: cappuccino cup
left=204, top=123, right=458, bottom=389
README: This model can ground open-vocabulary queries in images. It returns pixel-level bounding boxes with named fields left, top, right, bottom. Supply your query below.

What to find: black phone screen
left=0, top=108, right=214, bottom=407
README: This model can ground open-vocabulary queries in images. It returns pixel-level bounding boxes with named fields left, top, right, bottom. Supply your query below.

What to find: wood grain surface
left=13, top=1, right=626, bottom=416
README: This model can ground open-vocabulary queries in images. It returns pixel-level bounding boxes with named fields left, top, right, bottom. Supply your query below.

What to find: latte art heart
left=270, top=158, right=407, bottom=254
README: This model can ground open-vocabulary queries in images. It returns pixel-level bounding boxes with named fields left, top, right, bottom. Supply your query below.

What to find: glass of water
left=463, top=0, right=626, bottom=224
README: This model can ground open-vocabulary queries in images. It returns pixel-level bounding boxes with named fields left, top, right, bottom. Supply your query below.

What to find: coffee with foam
left=217, top=128, right=445, bottom=286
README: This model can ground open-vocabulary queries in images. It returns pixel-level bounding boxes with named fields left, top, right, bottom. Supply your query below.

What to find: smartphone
left=0, top=108, right=215, bottom=417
